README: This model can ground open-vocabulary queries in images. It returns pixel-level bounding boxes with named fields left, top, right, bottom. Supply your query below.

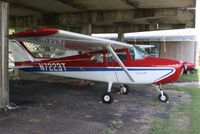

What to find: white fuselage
left=33, top=66, right=175, bottom=84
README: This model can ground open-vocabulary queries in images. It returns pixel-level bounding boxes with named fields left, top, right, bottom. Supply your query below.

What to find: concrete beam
left=93, top=24, right=149, bottom=33
left=55, top=0, right=86, bottom=11
left=9, top=8, right=193, bottom=28
left=124, top=0, right=139, bottom=9
left=9, top=1, right=47, bottom=14
left=0, top=1, right=9, bottom=108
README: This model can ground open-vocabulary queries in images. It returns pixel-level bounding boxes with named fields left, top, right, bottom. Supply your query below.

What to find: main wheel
left=101, top=92, right=113, bottom=104
left=158, top=93, right=169, bottom=102
left=120, top=84, right=130, bottom=94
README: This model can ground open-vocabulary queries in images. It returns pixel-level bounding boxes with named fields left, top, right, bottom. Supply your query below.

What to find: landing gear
left=101, top=82, right=113, bottom=104
left=156, top=85, right=169, bottom=102
left=120, top=84, right=130, bottom=94
left=101, top=92, right=113, bottom=104
left=158, top=93, right=168, bottom=102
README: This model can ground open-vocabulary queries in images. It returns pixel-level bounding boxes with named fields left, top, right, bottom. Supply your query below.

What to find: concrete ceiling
left=8, top=0, right=195, bottom=16
left=6, top=0, right=196, bottom=33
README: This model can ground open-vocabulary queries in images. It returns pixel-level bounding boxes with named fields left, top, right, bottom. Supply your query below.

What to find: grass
left=151, top=119, right=177, bottom=134
left=183, top=87, right=200, bottom=134
left=103, top=120, right=123, bottom=134
left=179, top=69, right=199, bottom=81
left=151, top=86, right=200, bottom=134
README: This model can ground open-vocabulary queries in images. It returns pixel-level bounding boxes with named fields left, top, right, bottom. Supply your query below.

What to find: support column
left=81, top=24, right=92, bottom=53
left=0, top=1, right=9, bottom=108
left=82, top=24, right=92, bottom=35
left=118, top=33, right=125, bottom=42
left=195, top=0, right=200, bottom=66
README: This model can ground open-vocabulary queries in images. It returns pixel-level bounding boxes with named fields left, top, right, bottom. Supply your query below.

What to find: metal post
left=0, top=1, right=9, bottom=108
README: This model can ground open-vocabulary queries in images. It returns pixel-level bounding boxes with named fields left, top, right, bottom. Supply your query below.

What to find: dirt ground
left=0, top=80, right=190, bottom=134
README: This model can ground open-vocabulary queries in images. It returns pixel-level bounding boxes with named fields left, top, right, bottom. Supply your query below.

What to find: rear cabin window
left=106, top=52, right=127, bottom=62
left=91, top=54, right=103, bottom=63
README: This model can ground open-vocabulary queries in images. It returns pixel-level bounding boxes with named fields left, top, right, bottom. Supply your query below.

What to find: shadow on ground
left=0, top=80, right=189, bottom=134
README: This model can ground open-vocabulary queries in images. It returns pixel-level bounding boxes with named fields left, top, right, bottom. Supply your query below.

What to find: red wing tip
left=10, top=28, right=59, bottom=38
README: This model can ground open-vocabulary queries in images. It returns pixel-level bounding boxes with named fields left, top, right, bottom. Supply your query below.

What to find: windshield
left=129, top=46, right=149, bottom=60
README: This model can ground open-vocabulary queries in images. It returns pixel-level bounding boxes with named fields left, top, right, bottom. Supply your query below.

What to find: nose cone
left=148, top=57, right=184, bottom=84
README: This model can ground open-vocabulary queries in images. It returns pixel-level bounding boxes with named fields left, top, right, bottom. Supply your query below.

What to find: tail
left=9, top=40, right=34, bottom=62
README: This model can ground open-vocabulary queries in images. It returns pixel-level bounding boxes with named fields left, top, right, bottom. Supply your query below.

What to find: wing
left=92, top=28, right=196, bottom=42
left=10, top=28, right=132, bottom=51
left=125, top=28, right=196, bottom=42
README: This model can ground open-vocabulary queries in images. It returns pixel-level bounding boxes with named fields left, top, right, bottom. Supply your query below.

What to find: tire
left=122, top=84, right=130, bottom=95
left=158, top=93, right=169, bottom=102
left=101, top=92, right=113, bottom=104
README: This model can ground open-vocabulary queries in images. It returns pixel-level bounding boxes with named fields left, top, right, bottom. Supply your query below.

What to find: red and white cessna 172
left=9, top=28, right=184, bottom=104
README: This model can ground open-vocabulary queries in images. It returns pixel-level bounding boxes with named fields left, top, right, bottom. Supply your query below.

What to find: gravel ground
left=0, top=80, right=190, bottom=134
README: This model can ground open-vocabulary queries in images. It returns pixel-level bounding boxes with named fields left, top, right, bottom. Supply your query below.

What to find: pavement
left=0, top=80, right=191, bottom=134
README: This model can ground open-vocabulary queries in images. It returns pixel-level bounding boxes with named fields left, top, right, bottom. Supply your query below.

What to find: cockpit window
left=106, top=52, right=127, bottom=62
left=129, top=46, right=149, bottom=60
left=91, top=54, right=103, bottom=63
left=116, top=52, right=127, bottom=61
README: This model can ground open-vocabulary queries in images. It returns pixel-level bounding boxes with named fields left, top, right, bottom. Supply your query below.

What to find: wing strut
left=106, top=45, right=135, bottom=82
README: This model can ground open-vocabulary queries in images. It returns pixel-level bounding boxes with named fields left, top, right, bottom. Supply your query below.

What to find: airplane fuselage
left=16, top=47, right=183, bottom=85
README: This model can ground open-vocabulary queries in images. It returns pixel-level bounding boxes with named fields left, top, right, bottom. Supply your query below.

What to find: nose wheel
left=156, top=85, right=169, bottom=103
left=101, top=92, right=113, bottom=104
left=158, top=92, right=168, bottom=102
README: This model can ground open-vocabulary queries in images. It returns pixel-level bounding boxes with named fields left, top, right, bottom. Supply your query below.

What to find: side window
left=106, top=52, right=127, bottom=62
left=116, top=52, right=127, bottom=61
left=106, top=53, right=115, bottom=62
left=91, top=54, right=103, bottom=63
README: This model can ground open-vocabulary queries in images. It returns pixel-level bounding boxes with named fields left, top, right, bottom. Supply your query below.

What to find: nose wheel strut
left=156, top=85, right=169, bottom=102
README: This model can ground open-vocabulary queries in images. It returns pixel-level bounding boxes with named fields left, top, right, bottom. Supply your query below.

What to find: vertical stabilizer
left=9, top=40, right=34, bottom=62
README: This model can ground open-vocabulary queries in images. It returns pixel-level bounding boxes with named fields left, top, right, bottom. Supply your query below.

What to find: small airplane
left=9, top=28, right=184, bottom=104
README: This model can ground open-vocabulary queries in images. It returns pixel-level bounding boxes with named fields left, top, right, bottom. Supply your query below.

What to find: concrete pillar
left=82, top=24, right=92, bottom=35
left=0, top=1, right=9, bottom=108
left=118, top=33, right=125, bottom=42
left=81, top=24, right=92, bottom=53
left=195, top=0, right=200, bottom=66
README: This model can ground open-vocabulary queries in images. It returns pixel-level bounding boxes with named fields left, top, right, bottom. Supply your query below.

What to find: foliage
left=179, top=69, right=199, bottom=81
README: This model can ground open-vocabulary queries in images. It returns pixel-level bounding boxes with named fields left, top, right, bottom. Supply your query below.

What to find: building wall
left=160, top=41, right=196, bottom=63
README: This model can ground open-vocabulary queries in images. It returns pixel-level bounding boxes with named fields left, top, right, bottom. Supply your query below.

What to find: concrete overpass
left=0, top=0, right=196, bottom=108
left=8, top=0, right=195, bottom=32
